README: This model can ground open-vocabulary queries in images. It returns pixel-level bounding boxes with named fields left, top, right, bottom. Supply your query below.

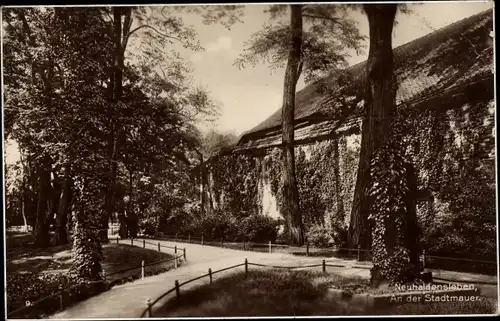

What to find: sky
left=3, top=1, right=495, bottom=165
left=176, top=1, right=494, bottom=136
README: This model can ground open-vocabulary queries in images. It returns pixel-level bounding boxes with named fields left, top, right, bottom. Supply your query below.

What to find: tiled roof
left=239, top=9, right=493, bottom=144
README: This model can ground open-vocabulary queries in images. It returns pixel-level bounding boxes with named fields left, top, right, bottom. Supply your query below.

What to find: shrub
left=186, top=211, right=238, bottom=241
left=7, top=272, right=77, bottom=314
left=306, top=225, right=333, bottom=248
left=239, top=215, right=282, bottom=243
left=141, top=221, right=156, bottom=236
left=331, top=224, right=348, bottom=248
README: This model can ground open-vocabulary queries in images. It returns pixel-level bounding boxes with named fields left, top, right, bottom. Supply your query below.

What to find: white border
left=492, top=1, right=499, bottom=316
left=0, top=0, right=494, bottom=8
left=1, top=1, right=498, bottom=319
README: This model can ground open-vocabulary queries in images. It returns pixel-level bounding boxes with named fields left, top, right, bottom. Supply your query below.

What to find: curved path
left=51, top=238, right=497, bottom=318
left=50, top=238, right=370, bottom=318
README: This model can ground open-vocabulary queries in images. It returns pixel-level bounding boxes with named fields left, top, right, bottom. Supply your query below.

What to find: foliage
left=305, top=224, right=333, bottom=248
left=234, top=4, right=366, bottom=83
left=3, top=6, right=221, bottom=280
left=368, top=131, right=411, bottom=285
left=239, top=215, right=282, bottom=243
left=7, top=272, right=72, bottom=311
left=207, top=153, right=262, bottom=218
left=182, top=209, right=282, bottom=243
left=407, top=100, right=496, bottom=260
left=184, top=210, right=239, bottom=241
left=265, top=139, right=359, bottom=243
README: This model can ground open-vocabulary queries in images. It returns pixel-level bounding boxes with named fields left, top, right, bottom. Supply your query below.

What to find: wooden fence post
left=322, top=259, right=326, bottom=273
left=243, top=241, right=246, bottom=251
left=158, top=242, right=161, bottom=252
left=183, top=248, right=186, bottom=261
left=117, top=237, right=119, bottom=244
left=174, top=245, right=177, bottom=254
left=208, top=268, right=212, bottom=284
left=201, top=234, right=204, bottom=246
left=143, top=239, right=146, bottom=249
left=59, top=284, right=64, bottom=311
left=357, top=245, right=361, bottom=261
left=174, top=256, right=178, bottom=269
left=141, top=260, right=145, bottom=279
left=306, top=243, right=309, bottom=257
left=269, top=241, right=272, bottom=254
left=245, top=258, right=248, bottom=277
left=146, top=298, right=152, bottom=317
left=188, top=234, right=191, bottom=243
left=175, top=280, right=180, bottom=299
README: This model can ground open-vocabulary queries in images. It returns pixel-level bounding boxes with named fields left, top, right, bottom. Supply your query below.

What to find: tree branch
left=124, top=24, right=188, bottom=48
left=302, top=13, right=340, bottom=24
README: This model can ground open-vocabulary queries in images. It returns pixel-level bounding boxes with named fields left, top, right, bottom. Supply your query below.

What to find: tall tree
left=236, top=4, right=364, bottom=245
left=347, top=4, right=398, bottom=251
left=280, top=4, right=305, bottom=245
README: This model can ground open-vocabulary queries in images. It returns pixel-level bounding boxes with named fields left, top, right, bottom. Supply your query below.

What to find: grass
left=155, top=270, right=497, bottom=317
left=6, top=231, right=175, bottom=318
left=7, top=232, right=174, bottom=279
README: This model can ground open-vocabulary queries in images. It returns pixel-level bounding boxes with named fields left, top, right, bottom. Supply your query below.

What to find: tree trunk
left=100, top=7, right=124, bottom=242
left=55, top=165, right=72, bottom=245
left=200, top=153, right=205, bottom=218
left=332, top=137, right=345, bottom=222
left=348, top=4, right=398, bottom=252
left=405, top=162, right=420, bottom=265
left=281, top=4, right=304, bottom=246
left=33, top=155, right=52, bottom=248
left=127, top=168, right=138, bottom=238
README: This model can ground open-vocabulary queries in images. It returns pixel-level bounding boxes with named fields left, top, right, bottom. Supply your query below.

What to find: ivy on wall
left=202, top=95, right=494, bottom=271
left=368, top=96, right=496, bottom=284
left=409, top=100, right=496, bottom=259
left=264, top=138, right=360, bottom=240
left=207, top=153, right=262, bottom=218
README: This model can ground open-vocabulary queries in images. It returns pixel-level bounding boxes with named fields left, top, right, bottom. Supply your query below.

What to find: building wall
left=249, top=96, right=495, bottom=232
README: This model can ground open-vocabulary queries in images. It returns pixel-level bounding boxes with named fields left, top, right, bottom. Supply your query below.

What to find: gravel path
left=50, top=238, right=370, bottom=318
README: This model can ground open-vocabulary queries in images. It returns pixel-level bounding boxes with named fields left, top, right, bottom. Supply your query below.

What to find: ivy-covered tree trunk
left=348, top=4, right=398, bottom=254
left=404, top=162, right=420, bottom=266
left=33, top=155, right=52, bottom=248
left=72, top=179, right=103, bottom=282
left=281, top=4, right=304, bottom=246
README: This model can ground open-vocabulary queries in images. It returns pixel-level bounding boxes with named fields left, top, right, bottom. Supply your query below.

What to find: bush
left=141, top=221, right=156, bottom=236
left=331, top=224, right=348, bottom=249
left=239, top=215, right=282, bottom=243
left=7, top=272, right=77, bottom=314
left=184, top=211, right=238, bottom=242
left=306, top=225, right=333, bottom=248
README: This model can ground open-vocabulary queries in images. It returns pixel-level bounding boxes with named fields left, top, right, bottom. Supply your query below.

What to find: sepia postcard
left=2, top=1, right=498, bottom=319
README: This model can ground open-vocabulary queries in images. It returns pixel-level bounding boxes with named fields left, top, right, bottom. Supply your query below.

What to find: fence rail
left=7, top=237, right=186, bottom=319
left=140, top=253, right=498, bottom=318
left=147, top=233, right=496, bottom=268
left=140, top=258, right=376, bottom=318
